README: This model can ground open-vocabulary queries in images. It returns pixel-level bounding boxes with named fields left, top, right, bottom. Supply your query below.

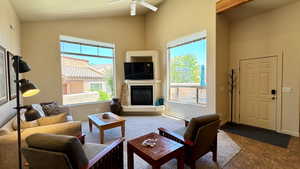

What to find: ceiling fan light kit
left=131, top=0, right=137, bottom=16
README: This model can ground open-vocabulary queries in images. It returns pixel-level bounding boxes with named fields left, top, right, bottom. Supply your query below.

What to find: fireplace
left=131, top=86, right=153, bottom=105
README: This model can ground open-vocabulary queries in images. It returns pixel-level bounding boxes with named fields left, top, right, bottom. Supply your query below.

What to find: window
left=89, top=82, right=103, bottom=91
left=60, top=36, right=115, bottom=105
left=168, top=33, right=207, bottom=105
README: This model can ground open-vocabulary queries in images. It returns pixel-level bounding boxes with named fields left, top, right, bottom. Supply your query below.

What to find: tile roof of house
left=62, top=65, right=104, bottom=80
left=62, top=56, right=103, bottom=80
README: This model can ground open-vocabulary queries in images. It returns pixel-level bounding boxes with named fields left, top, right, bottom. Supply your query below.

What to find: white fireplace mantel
left=122, top=50, right=165, bottom=113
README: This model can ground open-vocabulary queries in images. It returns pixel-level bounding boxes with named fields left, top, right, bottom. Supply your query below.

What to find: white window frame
left=59, top=35, right=116, bottom=105
left=166, top=31, right=208, bottom=107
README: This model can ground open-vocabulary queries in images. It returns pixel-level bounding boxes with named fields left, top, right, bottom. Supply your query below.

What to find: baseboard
left=280, top=130, right=299, bottom=137
left=220, top=120, right=229, bottom=126
left=121, top=111, right=161, bottom=116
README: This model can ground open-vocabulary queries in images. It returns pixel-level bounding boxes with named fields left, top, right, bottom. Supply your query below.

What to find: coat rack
left=228, top=69, right=237, bottom=125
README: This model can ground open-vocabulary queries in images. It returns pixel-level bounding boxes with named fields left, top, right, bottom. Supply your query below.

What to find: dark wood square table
left=127, top=132, right=184, bottom=169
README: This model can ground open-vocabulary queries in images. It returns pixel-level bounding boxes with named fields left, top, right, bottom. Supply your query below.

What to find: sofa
left=0, top=102, right=82, bottom=169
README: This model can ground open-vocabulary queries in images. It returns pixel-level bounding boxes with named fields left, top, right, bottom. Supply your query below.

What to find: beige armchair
left=22, top=134, right=124, bottom=169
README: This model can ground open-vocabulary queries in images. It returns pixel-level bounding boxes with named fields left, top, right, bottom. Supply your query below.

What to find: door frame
left=237, top=55, right=283, bottom=132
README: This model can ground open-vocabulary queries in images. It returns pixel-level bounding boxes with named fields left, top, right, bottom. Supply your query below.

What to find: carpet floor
left=82, top=115, right=241, bottom=169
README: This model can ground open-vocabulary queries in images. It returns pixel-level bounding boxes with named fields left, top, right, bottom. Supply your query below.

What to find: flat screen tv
left=124, top=62, right=154, bottom=80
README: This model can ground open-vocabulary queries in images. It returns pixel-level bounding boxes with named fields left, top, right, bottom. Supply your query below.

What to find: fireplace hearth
left=131, top=86, right=153, bottom=105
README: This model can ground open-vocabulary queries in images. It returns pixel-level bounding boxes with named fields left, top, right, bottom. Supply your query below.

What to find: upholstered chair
left=158, top=114, right=220, bottom=169
left=22, top=133, right=124, bottom=169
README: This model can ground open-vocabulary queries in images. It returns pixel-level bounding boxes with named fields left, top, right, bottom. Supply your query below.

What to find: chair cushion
left=37, top=112, right=68, bottom=126
left=26, top=133, right=88, bottom=169
left=184, top=114, right=219, bottom=141
left=82, top=143, right=107, bottom=160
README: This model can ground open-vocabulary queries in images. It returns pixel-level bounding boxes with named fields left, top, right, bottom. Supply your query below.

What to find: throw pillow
left=0, top=129, right=9, bottom=136
left=12, top=118, right=39, bottom=130
left=31, top=104, right=46, bottom=117
left=37, top=112, right=68, bottom=126
left=41, top=102, right=64, bottom=116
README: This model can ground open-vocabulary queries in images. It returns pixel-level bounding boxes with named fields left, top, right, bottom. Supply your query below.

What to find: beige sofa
left=0, top=103, right=82, bottom=169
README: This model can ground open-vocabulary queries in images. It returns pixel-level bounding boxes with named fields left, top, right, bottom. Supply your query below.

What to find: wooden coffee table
left=88, top=112, right=125, bottom=144
left=127, top=133, right=184, bottom=169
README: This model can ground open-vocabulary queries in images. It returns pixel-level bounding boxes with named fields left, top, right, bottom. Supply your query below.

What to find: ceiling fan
left=109, top=0, right=158, bottom=16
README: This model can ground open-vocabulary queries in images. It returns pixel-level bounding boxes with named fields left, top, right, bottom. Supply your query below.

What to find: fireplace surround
left=122, top=50, right=165, bottom=113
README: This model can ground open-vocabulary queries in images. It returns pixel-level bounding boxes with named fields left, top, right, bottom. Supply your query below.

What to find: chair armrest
left=87, top=138, right=125, bottom=168
left=158, top=128, right=194, bottom=146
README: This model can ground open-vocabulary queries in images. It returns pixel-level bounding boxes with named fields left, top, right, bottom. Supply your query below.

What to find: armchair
left=22, top=133, right=124, bottom=169
left=158, top=114, right=220, bottom=169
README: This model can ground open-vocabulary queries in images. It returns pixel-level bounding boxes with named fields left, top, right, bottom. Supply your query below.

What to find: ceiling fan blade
left=139, top=0, right=158, bottom=11
left=130, top=1, right=137, bottom=16
left=107, top=0, right=122, bottom=4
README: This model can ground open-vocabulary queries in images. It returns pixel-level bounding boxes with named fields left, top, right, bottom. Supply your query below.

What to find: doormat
left=221, top=123, right=291, bottom=148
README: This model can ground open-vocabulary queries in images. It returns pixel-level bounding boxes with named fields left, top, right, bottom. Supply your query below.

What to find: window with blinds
left=168, top=36, right=207, bottom=105
left=60, top=36, right=115, bottom=105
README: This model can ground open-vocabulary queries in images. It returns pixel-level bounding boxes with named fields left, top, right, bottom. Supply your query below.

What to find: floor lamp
left=13, top=55, right=40, bottom=169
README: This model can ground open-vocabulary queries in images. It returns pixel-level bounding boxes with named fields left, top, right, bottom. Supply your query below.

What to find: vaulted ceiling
left=10, top=0, right=164, bottom=22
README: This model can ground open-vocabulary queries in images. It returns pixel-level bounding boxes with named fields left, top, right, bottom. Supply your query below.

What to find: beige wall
left=216, top=15, right=230, bottom=122
left=145, top=0, right=216, bottom=119
left=229, top=2, right=300, bottom=136
left=0, top=0, right=21, bottom=128
left=21, top=16, right=146, bottom=106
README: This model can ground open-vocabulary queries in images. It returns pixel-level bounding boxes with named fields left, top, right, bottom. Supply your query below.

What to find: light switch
left=282, top=87, right=292, bottom=93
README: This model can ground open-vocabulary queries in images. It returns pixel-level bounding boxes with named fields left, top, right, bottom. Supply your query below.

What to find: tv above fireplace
left=124, top=62, right=154, bottom=80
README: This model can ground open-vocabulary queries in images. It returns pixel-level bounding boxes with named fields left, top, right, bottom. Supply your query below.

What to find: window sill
left=166, top=100, right=208, bottom=108
left=63, top=100, right=112, bottom=107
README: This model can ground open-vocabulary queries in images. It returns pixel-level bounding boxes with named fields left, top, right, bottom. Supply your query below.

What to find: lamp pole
left=14, top=56, right=23, bottom=169
left=13, top=55, right=40, bottom=169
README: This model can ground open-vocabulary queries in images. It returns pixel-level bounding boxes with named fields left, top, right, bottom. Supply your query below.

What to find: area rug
left=221, top=123, right=291, bottom=148
left=82, top=115, right=241, bottom=169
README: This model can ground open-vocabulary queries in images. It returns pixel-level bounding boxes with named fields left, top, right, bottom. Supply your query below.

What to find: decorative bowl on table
left=102, top=113, right=110, bottom=119
left=142, top=138, right=158, bottom=148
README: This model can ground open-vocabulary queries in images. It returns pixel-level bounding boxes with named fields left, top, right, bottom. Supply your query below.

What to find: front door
left=240, top=57, right=277, bottom=130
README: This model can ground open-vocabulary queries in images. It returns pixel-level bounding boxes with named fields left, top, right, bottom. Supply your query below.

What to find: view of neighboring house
left=61, top=56, right=112, bottom=104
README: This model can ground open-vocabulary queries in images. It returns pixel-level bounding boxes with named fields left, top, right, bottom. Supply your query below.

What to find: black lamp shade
left=13, top=55, right=31, bottom=73
left=19, top=79, right=40, bottom=97
left=24, top=106, right=41, bottom=121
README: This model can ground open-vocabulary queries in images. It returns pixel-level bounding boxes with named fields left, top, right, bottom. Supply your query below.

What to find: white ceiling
left=221, top=0, right=300, bottom=21
left=10, top=0, right=164, bottom=22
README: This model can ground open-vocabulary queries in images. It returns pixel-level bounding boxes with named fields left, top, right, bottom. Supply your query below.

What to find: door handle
left=271, top=89, right=277, bottom=100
